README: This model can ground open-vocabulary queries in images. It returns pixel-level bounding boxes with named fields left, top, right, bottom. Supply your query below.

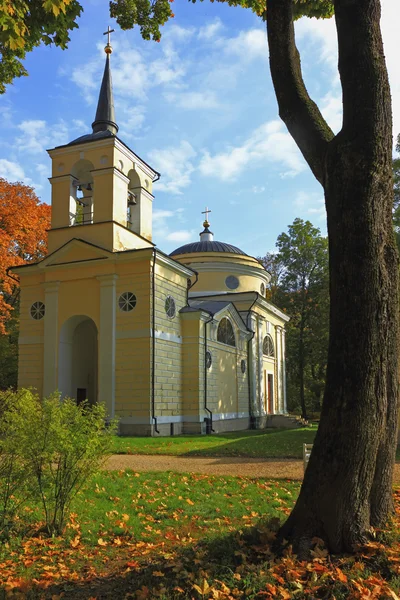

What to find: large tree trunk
left=267, top=0, right=400, bottom=554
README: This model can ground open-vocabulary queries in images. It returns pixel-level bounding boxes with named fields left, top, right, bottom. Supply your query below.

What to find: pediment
left=40, top=239, right=113, bottom=268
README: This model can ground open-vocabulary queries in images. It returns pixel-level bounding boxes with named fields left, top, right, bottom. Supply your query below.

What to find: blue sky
left=0, top=0, right=398, bottom=257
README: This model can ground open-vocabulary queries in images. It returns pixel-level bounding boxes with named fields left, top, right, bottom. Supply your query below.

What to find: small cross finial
left=202, top=207, right=211, bottom=226
left=103, top=26, right=115, bottom=54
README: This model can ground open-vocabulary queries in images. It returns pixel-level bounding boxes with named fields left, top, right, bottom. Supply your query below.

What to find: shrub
left=0, top=391, right=30, bottom=532
left=8, top=390, right=118, bottom=536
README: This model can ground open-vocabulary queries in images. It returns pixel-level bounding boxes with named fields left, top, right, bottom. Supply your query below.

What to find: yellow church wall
left=50, top=177, right=73, bottom=229
left=112, top=223, right=153, bottom=251
left=115, top=337, right=151, bottom=417
left=154, top=338, right=182, bottom=417
left=181, top=317, right=203, bottom=417
left=207, top=342, right=238, bottom=415
left=50, top=143, right=115, bottom=178
left=47, top=221, right=153, bottom=254
left=57, top=279, right=100, bottom=329
left=92, top=170, right=114, bottom=223
left=18, top=277, right=45, bottom=394
left=237, top=349, right=249, bottom=414
left=189, top=271, right=266, bottom=295
left=152, top=264, right=188, bottom=418
left=48, top=223, right=113, bottom=254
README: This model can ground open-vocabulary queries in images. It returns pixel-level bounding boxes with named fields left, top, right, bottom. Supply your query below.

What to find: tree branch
left=334, top=0, right=392, bottom=155
left=266, top=0, right=334, bottom=185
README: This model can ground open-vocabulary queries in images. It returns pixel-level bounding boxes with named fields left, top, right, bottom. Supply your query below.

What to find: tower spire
left=92, top=27, right=119, bottom=136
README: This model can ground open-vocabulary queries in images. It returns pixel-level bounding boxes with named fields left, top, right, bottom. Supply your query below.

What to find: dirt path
left=105, top=455, right=400, bottom=482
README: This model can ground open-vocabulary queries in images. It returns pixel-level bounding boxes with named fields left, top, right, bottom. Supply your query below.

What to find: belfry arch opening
left=70, top=159, right=94, bottom=226
left=58, top=315, right=98, bottom=405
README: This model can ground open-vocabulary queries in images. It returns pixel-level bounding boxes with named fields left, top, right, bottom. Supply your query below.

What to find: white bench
left=303, top=443, right=313, bottom=472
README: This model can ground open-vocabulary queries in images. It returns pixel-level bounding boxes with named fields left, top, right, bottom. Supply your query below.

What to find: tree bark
left=267, top=0, right=400, bottom=554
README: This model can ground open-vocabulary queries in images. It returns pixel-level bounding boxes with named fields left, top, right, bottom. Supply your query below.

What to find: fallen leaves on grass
left=1, top=476, right=400, bottom=599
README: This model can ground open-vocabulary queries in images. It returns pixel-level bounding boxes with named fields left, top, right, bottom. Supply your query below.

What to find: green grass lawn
left=111, top=426, right=318, bottom=458
left=0, top=470, right=299, bottom=597
left=2, top=470, right=400, bottom=598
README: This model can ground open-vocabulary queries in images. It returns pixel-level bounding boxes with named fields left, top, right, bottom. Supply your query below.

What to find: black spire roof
left=92, top=54, right=118, bottom=136
left=67, top=49, right=119, bottom=146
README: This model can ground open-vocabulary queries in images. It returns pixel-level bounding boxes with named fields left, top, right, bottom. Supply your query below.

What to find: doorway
left=264, top=372, right=274, bottom=414
left=58, top=316, right=98, bottom=405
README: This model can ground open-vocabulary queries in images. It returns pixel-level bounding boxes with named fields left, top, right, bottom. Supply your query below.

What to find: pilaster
left=97, top=274, right=118, bottom=417
left=257, top=316, right=266, bottom=414
left=282, top=329, right=287, bottom=413
left=248, top=313, right=259, bottom=418
left=43, top=282, right=60, bottom=396
left=276, top=326, right=283, bottom=413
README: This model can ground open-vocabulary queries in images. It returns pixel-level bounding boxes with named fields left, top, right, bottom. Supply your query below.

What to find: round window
left=260, top=283, right=265, bottom=296
left=118, top=292, right=137, bottom=312
left=165, top=296, right=176, bottom=318
left=241, top=359, right=246, bottom=374
left=205, top=351, right=212, bottom=369
left=225, top=275, right=239, bottom=290
left=30, top=301, right=45, bottom=320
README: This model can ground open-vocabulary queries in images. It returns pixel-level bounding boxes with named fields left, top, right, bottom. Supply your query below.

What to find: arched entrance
left=58, top=315, right=98, bottom=405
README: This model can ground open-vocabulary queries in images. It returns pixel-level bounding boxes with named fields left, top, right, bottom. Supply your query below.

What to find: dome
left=170, top=240, right=247, bottom=257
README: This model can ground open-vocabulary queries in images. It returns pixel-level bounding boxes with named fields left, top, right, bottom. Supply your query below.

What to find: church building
left=13, top=36, right=290, bottom=436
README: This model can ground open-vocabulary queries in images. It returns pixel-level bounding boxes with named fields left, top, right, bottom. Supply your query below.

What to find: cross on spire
left=103, top=26, right=115, bottom=46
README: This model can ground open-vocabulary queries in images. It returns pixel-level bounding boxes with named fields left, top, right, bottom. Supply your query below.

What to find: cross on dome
left=202, top=206, right=211, bottom=228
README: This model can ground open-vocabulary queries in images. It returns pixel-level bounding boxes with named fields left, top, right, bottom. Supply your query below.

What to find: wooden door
left=268, top=374, right=274, bottom=414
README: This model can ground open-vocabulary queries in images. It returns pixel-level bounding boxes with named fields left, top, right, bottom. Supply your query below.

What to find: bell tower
left=47, top=29, right=159, bottom=254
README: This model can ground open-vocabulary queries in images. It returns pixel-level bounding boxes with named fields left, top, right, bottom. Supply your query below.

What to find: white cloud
left=165, top=230, right=193, bottom=242
left=294, top=191, right=326, bottom=220
left=71, top=38, right=187, bottom=107
left=199, top=120, right=306, bottom=181
left=153, top=209, right=175, bottom=221
left=163, top=24, right=195, bottom=42
left=164, top=91, right=219, bottom=110
left=198, top=19, right=223, bottom=41
left=295, top=16, right=338, bottom=71
left=152, top=207, right=195, bottom=245
left=16, top=119, right=70, bottom=154
left=0, top=159, right=27, bottom=182
left=150, top=141, right=197, bottom=195
left=223, top=29, right=268, bottom=61
left=320, top=91, right=342, bottom=133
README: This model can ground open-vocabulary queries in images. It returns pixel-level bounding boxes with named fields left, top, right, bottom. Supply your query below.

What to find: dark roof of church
left=170, top=240, right=247, bottom=256
left=68, top=52, right=118, bottom=146
left=181, top=300, right=231, bottom=315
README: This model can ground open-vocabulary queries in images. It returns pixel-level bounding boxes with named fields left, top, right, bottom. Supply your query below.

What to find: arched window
left=70, top=159, right=94, bottom=226
left=263, top=334, right=275, bottom=357
left=217, top=318, right=236, bottom=347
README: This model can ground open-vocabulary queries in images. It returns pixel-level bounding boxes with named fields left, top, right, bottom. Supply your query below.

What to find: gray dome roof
left=170, top=240, right=247, bottom=257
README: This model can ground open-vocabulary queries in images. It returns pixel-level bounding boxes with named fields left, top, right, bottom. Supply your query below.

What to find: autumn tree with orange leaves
left=0, top=178, right=51, bottom=334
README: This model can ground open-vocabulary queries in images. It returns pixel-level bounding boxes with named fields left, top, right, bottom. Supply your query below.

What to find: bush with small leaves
left=0, top=391, right=30, bottom=533
left=8, top=390, right=118, bottom=536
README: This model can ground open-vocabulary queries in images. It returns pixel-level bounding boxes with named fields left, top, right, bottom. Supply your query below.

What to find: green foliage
left=0, top=391, right=29, bottom=532
left=0, top=0, right=82, bottom=92
left=0, top=314, right=18, bottom=390
left=1, top=390, right=117, bottom=536
left=260, top=218, right=329, bottom=418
